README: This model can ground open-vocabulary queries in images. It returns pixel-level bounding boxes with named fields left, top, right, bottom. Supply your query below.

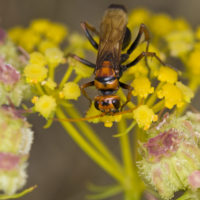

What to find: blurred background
left=0, top=0, right=200, bottom=199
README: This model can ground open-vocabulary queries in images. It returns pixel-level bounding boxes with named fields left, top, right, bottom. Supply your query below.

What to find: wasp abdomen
left=94, top=61, right=119, bottom=91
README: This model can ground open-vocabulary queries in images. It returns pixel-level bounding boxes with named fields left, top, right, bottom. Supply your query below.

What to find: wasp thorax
left=94, top=95, right=120, bottom=113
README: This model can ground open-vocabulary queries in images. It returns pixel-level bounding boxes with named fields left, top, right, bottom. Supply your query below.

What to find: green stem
left=49, top=65, right=55, bottom=80
left=118, top=119, right=144, bottom=200
left=35, top=83, right=45, bottom=95
left=73, top=75, right=82, bottom=83
left=119, top=120, right=134, bottom=178
left=146, top=82, right=164, bottom=107
left=65, top=106, right=124, bottom=175
left=59, top=65, right=73, bottom=89
left=151, top=100, right=165, bottom=113
left=0, top=185, right=37, bottom=199
left=56, top=108, right=124, bottom=183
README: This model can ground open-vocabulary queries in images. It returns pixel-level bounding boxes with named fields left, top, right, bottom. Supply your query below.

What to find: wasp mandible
left=68, top=4, right=165, bottom=114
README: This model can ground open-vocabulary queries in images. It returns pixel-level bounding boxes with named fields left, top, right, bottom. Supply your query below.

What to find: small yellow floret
left=85, top=103, right=101, bottom=123
left=29, top=52, right=47, bottom=67
left=18, top=30, right=40, bottom=52
left=30, top=19, right=50, bottom=34
left=43, top=78, right=57, bottom=90
left=150, top=14, right=173, bottom=36
left=196, top=26, right=200, bottom=40
left=131, top=77, right=154, bottom=98
left=187, top=49, right=200, bottom=75
left=133, top=105, right=157, bottom=130
left=38, top=40, right=57, bottom=53
left=45, top=23, right=67, bottom=44
left=127, top=63, right=148, bottom=78
left=45, top=47, right=64, bottom=68
left=31, top=96, right=38, bottom=104
left=176, top=82, right=194, bottom=103
left=24, top=63, right=48, bottom=83
left=35, top=95, right=56, bottom=118
left=173, top=18, right=190, bottom=31
left=62, top=82, right=81, bottom=100
left=165, top=30, right=194, bottom=57
left=157, top=83, right=184, bottom=109
left=128, top=8, right=150, bottom=28
left=8, top=26, right=24, bottom=43
left=101, top=115, right=122, bottom=128
left=157, top=66, right=178, bottom=83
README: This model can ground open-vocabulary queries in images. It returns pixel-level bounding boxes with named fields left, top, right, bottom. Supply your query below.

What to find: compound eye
left=94, top=100, right=100, bottom=110
left=112, top=99, right=120, bottom=109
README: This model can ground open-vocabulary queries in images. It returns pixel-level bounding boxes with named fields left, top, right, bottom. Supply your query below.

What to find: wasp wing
left=96, top=8, right=128, bottom=72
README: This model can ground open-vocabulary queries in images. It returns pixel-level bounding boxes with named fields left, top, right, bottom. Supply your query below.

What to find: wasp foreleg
left=81, top=22, right=99, bottom=50
left=120, top=24, right=150, bottom=64
left=127, top=23, right=150, bottom=55
left=67, top=53, right=96, bottom=68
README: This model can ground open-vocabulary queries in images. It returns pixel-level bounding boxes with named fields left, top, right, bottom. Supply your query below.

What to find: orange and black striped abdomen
left=94, top=61, right=119, bottom=94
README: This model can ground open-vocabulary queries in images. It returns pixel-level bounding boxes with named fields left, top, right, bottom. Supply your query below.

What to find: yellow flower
left=31, top=96, right=38, bottom=104
left=133, top=105, right=157, bottom=130
left=42, top=78, right=57, bottom=90
left=176, top=82, right=194, bottom=103
left=127, top=63, right=148, bottom=77
left=45, top=47, right=64, bottom=68
left=131, top=77, right=154, bottom=98
left=157, top=83, right=184, bottom=109
left=30, top=19, right=50, bottom=34
left=100, top=114, right=122, bottom=128
left=18, top=30, right=40, bottom=52
left=8, top=26, right=24, bottom=43
left=173, top=18, right=190, bottom=31
left=34, top=95, right=56, bottom=118
left=85, top=103, right=101, bottom=123
left=24, top=63, right=48, bottom=83
left=165, top=30, right=194, bottom=57
left=45, top=23, right=67, bottom=44
left=68, top=33, right=88, bottom=49
left=62, top=82, right=81, bottom=100
left=128, top=8, right=150, bottom=28
left=150, top=14, right=173, bottom=36
left=29, top=52, right=47, bottom=67
left=38, top=39, right=57, bottom=53
left=157, top=66, right=178, bottom=83
left=187, top=49, right=200, bottom=75
left=196, top=26, right=200, bottom=40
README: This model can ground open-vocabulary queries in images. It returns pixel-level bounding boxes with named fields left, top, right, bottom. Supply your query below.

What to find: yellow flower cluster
left=8, top=19, right=67, bottom=52
left=24, top=48, right=63, bottom=83
left=8, top=10, right=197, bottom=130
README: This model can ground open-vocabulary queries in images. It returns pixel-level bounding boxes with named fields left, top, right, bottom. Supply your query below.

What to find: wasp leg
left=122, top=27, right=131, bottom=50
left=81, top=81, right=94, bottom=104
left=120, top=24, right=150, bottom=64
left=81, top=22, right=99, bottom=50
left=121, top=51, right=166, bottom=72
left=67, top=53, right=96, bottom=68
left=119, top=82, right=133, bottom=111
left=127, top=23, right=150, bottom=55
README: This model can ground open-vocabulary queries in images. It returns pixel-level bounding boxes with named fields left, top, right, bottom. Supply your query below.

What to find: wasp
left=68, top=4, right=165, bottom=114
